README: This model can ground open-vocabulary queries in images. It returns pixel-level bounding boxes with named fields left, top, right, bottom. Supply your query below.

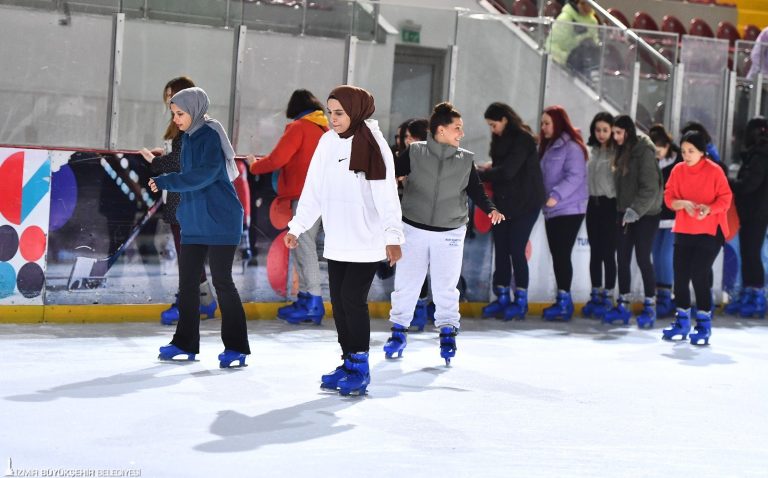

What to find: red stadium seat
left=543, top=0, right=562, bottom=18
left=689, top=18, right=715, bottom=38
left=661, top=15, right=686, bottom=39
left=716, top=21, right=740, bottom=46
left=512, top=0, right=537, bottom=17
left=743, top=24, right=761, bottom=41
left=607, top=8, right=630, bottom=28
left=632, top=12, right=659, bottom=32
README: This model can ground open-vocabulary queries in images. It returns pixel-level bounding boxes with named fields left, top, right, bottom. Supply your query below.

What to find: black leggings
left=491, top=210, right=540, bottom=289
left=170, top=224, right=207, bottom=283
left=740, top=219, right=768, bottom=288
left=327, top=259, right=379, bottom=354
left=586, top=196, right=617, bottom=289
left=674, top=233, right=723, bottom=310
left=172, top=244, right=250, bottom=354
left=617, top=214, right=659, bottom=297
left=545, top=214, right=585, bottom=292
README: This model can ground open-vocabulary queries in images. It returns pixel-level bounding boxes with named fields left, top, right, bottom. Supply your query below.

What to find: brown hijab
left=328, top=85, right=386, bottom=180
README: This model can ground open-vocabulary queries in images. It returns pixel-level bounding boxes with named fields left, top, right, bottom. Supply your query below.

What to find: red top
left=249, top=116, right=328, bottom=200
left=664, top=158, right=732, bottom=237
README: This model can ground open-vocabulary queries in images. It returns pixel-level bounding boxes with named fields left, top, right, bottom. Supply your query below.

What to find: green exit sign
left=401, top=28, right=420, bottom=44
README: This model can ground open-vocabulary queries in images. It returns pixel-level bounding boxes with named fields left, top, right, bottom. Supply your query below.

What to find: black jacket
left=731, top=142, right=768, bottom=224
left=478, top=129, right=545, bottom=218
left=150, top=135, right=182, bottom=224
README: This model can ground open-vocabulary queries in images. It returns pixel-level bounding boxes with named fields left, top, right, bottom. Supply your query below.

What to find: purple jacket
left=540, top=132, right=588, bottom=219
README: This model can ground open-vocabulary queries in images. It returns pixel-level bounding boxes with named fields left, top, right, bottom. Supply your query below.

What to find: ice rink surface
left=1, top=316, right=767, bottom=477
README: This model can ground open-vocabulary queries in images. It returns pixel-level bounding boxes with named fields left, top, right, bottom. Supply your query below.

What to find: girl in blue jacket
left=150, top=87, right=251, bottom=368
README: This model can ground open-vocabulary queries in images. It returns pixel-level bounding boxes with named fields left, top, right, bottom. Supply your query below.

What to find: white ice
left=1, top=317, right=767, bottom=477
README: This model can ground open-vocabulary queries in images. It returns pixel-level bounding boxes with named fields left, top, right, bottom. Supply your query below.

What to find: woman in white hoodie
left=285, top=85, right=404, bottom=396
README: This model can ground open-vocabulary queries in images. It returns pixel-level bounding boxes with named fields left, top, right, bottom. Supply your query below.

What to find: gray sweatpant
left=292, top=200, right=323, bottom=295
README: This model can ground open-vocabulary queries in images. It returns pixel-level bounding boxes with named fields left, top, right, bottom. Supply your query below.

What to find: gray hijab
left=170, top=87, right=238, bottom=182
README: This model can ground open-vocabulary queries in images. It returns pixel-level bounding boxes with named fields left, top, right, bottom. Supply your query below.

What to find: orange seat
left=632, top=12, right=659, bottom=32
left=689, top=18, right=714, bottom=38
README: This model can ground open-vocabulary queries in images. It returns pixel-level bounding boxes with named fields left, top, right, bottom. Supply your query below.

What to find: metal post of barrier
left=229, top=25, right=247, bottom=149
left=344, top=35, right=358, bottom=85
left=722, top=68, right=737, bottom=164
left=629, top=61, right=640, bottom=120
left=105, top=13, right=125, bottom=150
left=670, top=63, right=685, bottom=140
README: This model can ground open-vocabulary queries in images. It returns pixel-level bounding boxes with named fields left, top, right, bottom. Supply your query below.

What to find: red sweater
left=664, top=158, right=732, bottom=237
left=249, top=115, right=328, bottom=200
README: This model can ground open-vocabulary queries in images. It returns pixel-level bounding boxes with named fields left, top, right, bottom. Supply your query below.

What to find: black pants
left=586, top=196, right=617, bottom=289
left=617, top=214, right=659, bottom=297
left=327, top=259, right=379, bottom=354
left=740, top=218, right=768, bottom=288
left=674, top=233, right=723, bottom=310
left=172, top=244, right=250, bottom=354
left=491, top=210, right=539, bottom=289
left=545, top=214, right=585, bottom=291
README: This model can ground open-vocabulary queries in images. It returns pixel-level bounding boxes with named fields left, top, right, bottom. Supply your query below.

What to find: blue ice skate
left=321, top=354, right=349, bottom=390
left=602, top=299, right=631, bottom=325
left=655, top=288, right=675, bottom=318
left=337, top=352, right=370, bottom=396
left=662, top=309, right=692, bottom=341
left=411, top=298, right=430, bottom=331
left=439, top=326, right=458, bottom=366
left=503, top=289, right=528, bottom=321
left=277, top=291, right=309, bottom=319
left=636, top=298, right=656, bottom=329
left=482, top=286, right=511, bottom=318
left=200, top=299, right=218, bottom=320
left=689, top=311, right=712, bottom=346
left=282, top=293, right=324, bottom=325
left=740, top=288, right=766, bottom=319
left=542, top=291, right=574, bottom=321
left=218, top=349, right=247, bottom=368
left=581, top=288, right=603, bottom=318
left=383, top=324, right=408, bottom=359
left=158, top=344, right=195, bottom=361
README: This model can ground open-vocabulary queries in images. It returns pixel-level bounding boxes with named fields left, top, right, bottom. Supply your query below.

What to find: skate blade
left=338, top=388, right=368, bottom=397
left=219, top=362, right=248, bottom=369
left=158, top=356, right=198, bottom=363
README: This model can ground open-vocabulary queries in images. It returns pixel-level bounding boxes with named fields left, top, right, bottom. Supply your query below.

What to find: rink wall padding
left=0, top=145, right=729, bottom=323
left=0, top=302, right=560, bottom=324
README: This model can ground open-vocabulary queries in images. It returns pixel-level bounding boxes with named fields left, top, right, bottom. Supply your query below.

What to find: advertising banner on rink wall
left=0, top=146, right=726, bottom=310
left=0, top=148, right=51, bottom=305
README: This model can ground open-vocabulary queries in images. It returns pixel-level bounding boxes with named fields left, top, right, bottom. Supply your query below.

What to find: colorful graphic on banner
left=0, top=148, right=52, bottom=304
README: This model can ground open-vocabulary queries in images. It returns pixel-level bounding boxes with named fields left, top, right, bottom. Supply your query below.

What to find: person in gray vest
left=383, top=102, right=505, bottom=365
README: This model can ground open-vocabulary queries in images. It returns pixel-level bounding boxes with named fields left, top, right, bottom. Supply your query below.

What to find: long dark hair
left=429, top=102, right=461, bottom=138
left=648, top=123, right=680, bottom=160
left=163, top=76, right=196, bottom=140
left=538, top=105, right=588, bottom=161
left=285, top=89, right=324, bottom=119
left=587, top=112, right=615, bottom=148
left=744, top=116, right=768, bottom=150
left=406, top=118, right=429, bottom=142
left=395, top=119, right=412, bottom=155
left=613, top=115, right=639, bottom=175
left=484, top=102, right=535, bottom=138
